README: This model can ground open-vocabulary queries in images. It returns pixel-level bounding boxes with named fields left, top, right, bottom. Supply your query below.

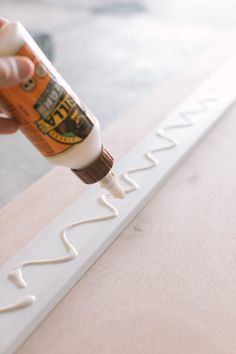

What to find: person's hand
left=0, top=17, right=34, bottom=134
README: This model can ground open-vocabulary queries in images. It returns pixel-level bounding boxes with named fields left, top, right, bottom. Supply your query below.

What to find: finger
left=0, top=56, right=34, bottom=87
left=0, top=17, right=8, bottom=27
left=0, top=117, right=18, bottom=134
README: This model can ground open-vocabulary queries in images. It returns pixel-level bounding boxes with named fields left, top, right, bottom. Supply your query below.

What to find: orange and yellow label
left=0, top=43, right=94, bottom=157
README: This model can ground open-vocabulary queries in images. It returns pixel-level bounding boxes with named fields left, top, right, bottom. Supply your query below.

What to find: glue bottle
left=0, top=21, right=125, bottom=198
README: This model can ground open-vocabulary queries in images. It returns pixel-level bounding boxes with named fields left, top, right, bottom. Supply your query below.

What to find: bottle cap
left=71, top=145, right=114, bottom=184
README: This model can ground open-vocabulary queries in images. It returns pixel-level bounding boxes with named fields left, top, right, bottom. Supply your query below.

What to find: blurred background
left=0, top=0, right=235, bottom=207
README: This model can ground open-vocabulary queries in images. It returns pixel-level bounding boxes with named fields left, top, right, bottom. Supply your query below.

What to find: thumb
left=0, top=56, right=34, bottom=87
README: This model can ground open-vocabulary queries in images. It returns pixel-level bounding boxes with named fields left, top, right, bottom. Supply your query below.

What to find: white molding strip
left=1, top=54, right=236, bottom=354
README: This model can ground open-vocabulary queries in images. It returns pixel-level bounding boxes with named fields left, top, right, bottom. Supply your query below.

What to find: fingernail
left=15, top=58, right=34, bottom=80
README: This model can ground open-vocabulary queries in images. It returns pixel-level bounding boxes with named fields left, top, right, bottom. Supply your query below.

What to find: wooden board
left=1, top=41, right=236, bottom=353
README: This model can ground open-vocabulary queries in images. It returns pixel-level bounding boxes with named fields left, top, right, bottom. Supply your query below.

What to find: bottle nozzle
left=71, top=146, right=125, bottom=198
left=99, top=171, right=125, bottom=199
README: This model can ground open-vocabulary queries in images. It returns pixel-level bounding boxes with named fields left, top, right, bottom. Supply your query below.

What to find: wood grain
left=1, top=40, right=236, bottom=354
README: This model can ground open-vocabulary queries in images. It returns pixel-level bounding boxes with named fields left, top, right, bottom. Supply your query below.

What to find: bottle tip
left=99, top=171, right=125, bottom=199
left=110, top=181, right=126, bottom=199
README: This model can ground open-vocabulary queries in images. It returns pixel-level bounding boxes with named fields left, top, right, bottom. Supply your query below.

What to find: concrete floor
left=0, top=0, right=235, bottom=207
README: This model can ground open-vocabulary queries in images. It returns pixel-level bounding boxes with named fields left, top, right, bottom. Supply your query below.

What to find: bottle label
left=0, top=42, right=94, bottom=157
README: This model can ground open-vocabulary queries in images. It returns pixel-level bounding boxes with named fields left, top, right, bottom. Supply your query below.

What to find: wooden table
left=1, top=42, right=236, bottom=354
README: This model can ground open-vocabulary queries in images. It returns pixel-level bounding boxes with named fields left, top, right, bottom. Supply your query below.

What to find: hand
left=0, top=17, right=34, bottom=134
